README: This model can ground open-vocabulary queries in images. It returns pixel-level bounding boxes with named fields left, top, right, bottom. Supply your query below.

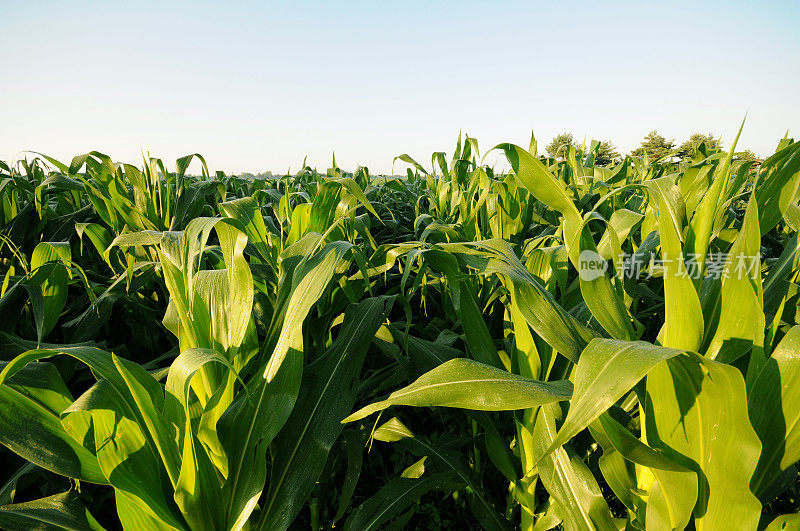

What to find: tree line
left=545, top=130, right=758, bottom=165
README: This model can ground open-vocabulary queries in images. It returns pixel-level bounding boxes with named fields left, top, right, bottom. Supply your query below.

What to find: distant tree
left=678, top=132, right=722, bottom=159
left=631, top=130, right=676, bottom=161
left=594, top=141, right=621, bottom=166
left=736, top=149, right=757, bottom=162
left=546, top=132, right=577, bottom=159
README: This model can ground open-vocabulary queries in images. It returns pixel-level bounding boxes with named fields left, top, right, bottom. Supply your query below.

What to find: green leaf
left=402, top=435, right=510, bottom=530
left=334, top=430, right=365, bottom=523
left=0, top=463, right=38, bottom=506
left=400, top=457, right=427, bottom=479
left=0, top=491, right=105, bottom=531
left=531, top=403, right=617, bottom=531
left=765, top=513, right=800, bottom=531
left=498, top=143, right=637, bottom=340
left=1, top=347, right=186, bottom=529
left=27, top=242, right=71, bottom=341
left=684, top=120, right=743, bottom=275
left=343, top=358, right=572, bottom=422
left=264, top=239, right=351, bottom=381
left=111, top=355, right=181, bottom=487
left=0, top=362, right=105, bottom=484
left=589, top=413, right=696, bottom=530
left=704, top=195, right=764, bottom=365
left=543, top=339, right=684, bottom=459
left=259, top=297, right=392, bottom=531
left=755, top=140, right=800, bottom=234
left=495, top=143, right=580, bottom=220
left=65, top=382, right=185, bottom=530
left=219, top=348, right=303, bottom=530
left=646, top=178, right=704, bottom=352
left=440, top=239, right=596, bottom=363
left=373, top=417, right=414, bottom=443
left=645, top=354, right=762, bottom=529
left=748, top=326, right=800, bottom=497
left=454, top=279, right=502, bottom=367
left=344, top=473, right=456, bottom=531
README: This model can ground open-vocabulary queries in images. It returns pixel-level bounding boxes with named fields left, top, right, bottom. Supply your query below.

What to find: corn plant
left=1, top=131, right=800, bottom=530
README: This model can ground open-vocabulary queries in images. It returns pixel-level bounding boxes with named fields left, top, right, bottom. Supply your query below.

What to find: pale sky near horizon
left=1, top=0, right=798, bottom=175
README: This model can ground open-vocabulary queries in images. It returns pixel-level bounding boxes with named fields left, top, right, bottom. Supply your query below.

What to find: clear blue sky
left=1, top=0, right=798, bottom=174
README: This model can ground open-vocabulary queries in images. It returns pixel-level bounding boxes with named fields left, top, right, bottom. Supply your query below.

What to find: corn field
left=1, top=130, right=800, bottom=530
